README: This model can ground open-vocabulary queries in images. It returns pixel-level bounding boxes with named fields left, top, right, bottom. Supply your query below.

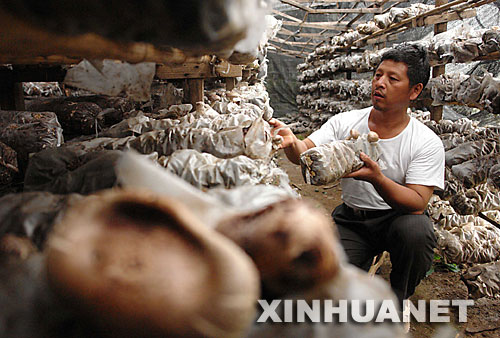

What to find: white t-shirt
left=308, top=107, right=445, bottom=210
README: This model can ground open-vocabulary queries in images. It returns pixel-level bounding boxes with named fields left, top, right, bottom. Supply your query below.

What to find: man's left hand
left=344, top=152, right=383, bottom=184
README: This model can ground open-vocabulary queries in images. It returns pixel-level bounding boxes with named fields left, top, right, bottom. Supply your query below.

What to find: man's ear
left=409, top=83, right=423, bottom=100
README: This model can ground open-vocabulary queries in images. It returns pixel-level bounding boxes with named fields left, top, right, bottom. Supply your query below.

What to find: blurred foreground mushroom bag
left=46, top=189, right=260, bottom=338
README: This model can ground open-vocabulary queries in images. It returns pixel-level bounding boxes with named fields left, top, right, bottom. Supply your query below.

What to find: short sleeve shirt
left=308, top=107, right=445, bottom=210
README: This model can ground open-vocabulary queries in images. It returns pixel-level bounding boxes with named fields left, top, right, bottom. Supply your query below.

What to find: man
left=270, top=44, right=445, bottom=306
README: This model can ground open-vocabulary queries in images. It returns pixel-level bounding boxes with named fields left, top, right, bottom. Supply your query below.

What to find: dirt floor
left=275, top=150, right=500, bottom=338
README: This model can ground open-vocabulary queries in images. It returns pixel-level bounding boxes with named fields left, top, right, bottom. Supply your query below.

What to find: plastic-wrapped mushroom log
left=116, top=151, right=340, bottom=298
left=300, top=131, right=381, bottom=186
left=445, top=138, right=500, bottom=167
left=449, top=184, right=500, bottom=215
left=128, top=116, right=277, bottom=160
left=427, top=195, right=500, bottom=230
left=0, top=111, right=63, bottom=170
left=157, top=149, right=291, bottom=190
left=100, top=103, right=258, bottom=139
left=435, top=224, right=500, bottom=264
left=0, top=192, right=84, bottom=249
left=451, top=153, right=500, bottom=189
left=489, top=163, right=500, bottom=189
left=462, top=260, right=500, bottom=299
left=440, top=126, right=500, bottom=151
left=65, top=114, right=279, bottom=160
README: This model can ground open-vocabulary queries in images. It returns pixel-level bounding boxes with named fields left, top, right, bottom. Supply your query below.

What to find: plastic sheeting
left=64, top=60, right=156, bottom=102
left=300, top=132, right=381, bottom=185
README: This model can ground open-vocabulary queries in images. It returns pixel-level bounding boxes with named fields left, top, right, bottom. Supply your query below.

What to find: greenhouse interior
left=0, top=0, right=499, bottom=337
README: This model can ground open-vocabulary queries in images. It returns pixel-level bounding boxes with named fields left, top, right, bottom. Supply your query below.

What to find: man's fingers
left=359, top=152, right=374, bottom=165
left=268, top=118, right=283, bottom=128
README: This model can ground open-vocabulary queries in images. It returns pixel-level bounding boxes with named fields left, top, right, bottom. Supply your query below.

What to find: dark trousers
left=332, top=203, right=436, bottom=306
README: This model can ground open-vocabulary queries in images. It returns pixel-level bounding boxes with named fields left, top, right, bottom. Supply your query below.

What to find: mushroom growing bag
left=300, top=131, right=381, bottom=185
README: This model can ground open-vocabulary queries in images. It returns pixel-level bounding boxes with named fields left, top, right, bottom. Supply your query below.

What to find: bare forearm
left=284, top=137, right=313, bottom=165
left=371, top=176, right=428, bottom=213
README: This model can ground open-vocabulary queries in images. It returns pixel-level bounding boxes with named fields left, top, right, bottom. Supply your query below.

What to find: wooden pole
left=188, top=79, right=204, bottom=107
left=225, top=77, right=237, bottom=91
left=429, top=0, right=447, bottom=122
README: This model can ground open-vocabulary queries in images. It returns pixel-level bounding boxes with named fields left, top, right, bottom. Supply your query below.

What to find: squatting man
left=270, top=44, right=445, bottom=309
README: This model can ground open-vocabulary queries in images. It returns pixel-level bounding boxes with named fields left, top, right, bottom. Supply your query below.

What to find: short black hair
left=379, top=43, right=430, bottom=88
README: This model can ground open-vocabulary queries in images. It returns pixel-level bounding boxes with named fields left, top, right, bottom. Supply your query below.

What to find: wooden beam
left=424, top=8, right=476, bottom=25
left=0, top=9, right=193, bottom=65
left=282, top=20, right=349, bottom=30
left=280, top=0, right=313, bottom=12
left=272, top=9, right=302, bottom=23
left=156, top=62, right=242, bottom=80
left=350, top=0, right=478, bottom=48
left=292, top=0, right=408, bottom=2
left=271, top=37, right=317, bottom=48
left=0, top=65, right=67, bottom=83
left=268, top=43, right=307, bottom=57
left=310, top=7, right=384, bottom=14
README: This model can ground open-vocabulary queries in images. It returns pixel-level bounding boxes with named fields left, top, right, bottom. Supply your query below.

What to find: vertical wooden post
left=188, top=78, right=204, bottom=107
left=225, top=77, right=236, bottom=91
left=242, top=69, right=251, bottom=81
left=429, top=0, right=447, bottom=122
left=182, top=79, right=190, bottom=104
left=0, top=81, right=25, bottom=110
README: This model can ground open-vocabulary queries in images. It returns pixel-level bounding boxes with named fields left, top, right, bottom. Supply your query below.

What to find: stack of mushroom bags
left=410, top=111, right=500, bottom=299
left=293, top=26, right=500, bottom=133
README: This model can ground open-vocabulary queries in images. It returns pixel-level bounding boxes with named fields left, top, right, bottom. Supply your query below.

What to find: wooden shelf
left=156, top=61, right=242, bottom=80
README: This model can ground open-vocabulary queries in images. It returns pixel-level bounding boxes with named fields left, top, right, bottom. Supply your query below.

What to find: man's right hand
left=268, top=118, right=296, bottom=149
left=268, top=118, right=315, bottom=164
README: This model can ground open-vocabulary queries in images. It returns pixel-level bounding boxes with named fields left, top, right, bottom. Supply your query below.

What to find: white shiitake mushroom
left=46, top=189, right=259, bottom=338
left=347, top=129, right=360, bottom=140
left=367, top=131, right=380, bottom=143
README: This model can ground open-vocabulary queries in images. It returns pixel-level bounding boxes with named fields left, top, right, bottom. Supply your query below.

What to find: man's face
left=371, top=60, right=419, bottom=112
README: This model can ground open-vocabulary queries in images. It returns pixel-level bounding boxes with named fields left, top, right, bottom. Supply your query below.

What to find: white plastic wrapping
left=64, top=60, right=156, bottom=102
left=300, top=132, right=381, bottom=185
